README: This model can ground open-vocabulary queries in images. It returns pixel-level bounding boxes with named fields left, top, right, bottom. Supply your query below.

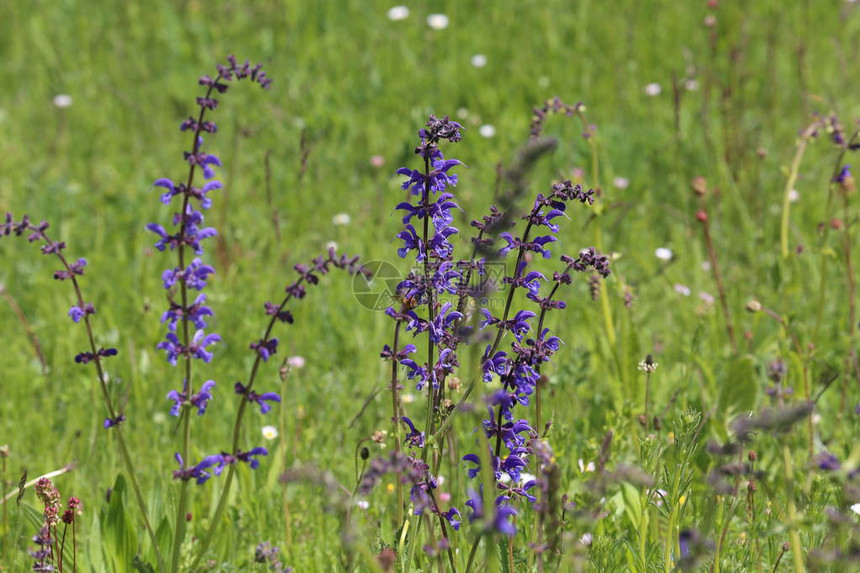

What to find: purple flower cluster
left=148, top=56, right=272, bottom=483
left=379, top=117, right=467, bottom=534
left=385, top=116, right=466, bottom=394
left=357, top=451, right=461, bottom=531
left=0, top=214, right=121, bottom=427
left=171, top=448, right=267, bottom=485
left=254, top=541, right=293, bottom=573
left=374, top=117, right=611, bottom=538
left=461, top=181, right=608, bottom=534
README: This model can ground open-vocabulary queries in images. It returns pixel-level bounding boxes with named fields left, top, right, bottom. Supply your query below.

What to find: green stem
left=192, top=270, right=311, bottom=568
left=403, top=510, right=423, bottom=573
left=56, top=244, right=165, bottom=572
left=779, top=123, right=818, bottom=259
left=169, top=413, right=191, bottom=572
left=115, top=428, right=165, bottom=572
left=782, top=444, right=806, bottom=573
left=713, top=498, right=724, bottom=573
left=663, top=460, right=683, bottom=573
left=389, top=320, right=405, bottom=527
left=465, top=535, right=482, bottom=573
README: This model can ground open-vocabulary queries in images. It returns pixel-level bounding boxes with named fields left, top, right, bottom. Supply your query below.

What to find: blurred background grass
left=1, top=0, right=860, bottom=569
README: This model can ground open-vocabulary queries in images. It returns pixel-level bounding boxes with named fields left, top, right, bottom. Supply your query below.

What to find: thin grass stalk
left=779, top=123, right=819, bottom=259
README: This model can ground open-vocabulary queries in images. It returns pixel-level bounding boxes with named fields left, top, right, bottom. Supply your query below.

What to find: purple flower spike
left=75, top=347, right=117, bottom=364
left=252, top=391, right=281, bottom=414
left=442, top=507, right=461, bottom=531
left=235, top=382, right=282, bottom=414
left=237, top=447, right=268, bottom=469
left=400, top=416, right=425, bottom=448
left=191, top=380, right=216, bottom=415
left=190, top=330, right=221, bottom=362
left=68, top=302, right=95, bottom=323
left=493, top=504, right=518, bottom=536
left=815, top=452, right=841, bottom=471
left=250, top=337, right=279, bottom=362
left=103, top=414, right=126, bottom=428
left=54, top=258, right=87, bottom=280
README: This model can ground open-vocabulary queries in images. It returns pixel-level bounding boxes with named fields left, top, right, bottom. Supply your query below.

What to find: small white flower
left=479, top=124, right=496, bottom=138
left=674, top=283, right=692, bottom=297
left=387, top=6, right=409, bottom=20
left=698, top=291, right=715, bottom=305
left=612, top=177, right=629, bottom=190
left=370, top=155, right=386, bottom=168
left=644, top=83, right=662, bottom=96
left=702, top=261, right=712, bottom=272
left=287, top=356, right=306, bottom=369
left=684, top=79, right=700, bottom=91
left=577, top=459, right=595, bottom=473
left=53, top=94, right=73, bottom=108
left=470, top=54, right=487, bottom=68
left=355, top=499, right=370, bottom=509
left=580, top=533, right=593, bottom=546
left=851, top=503, right=860, bottom=515
left=427, top=14, right=449, bottom=30
left=401, top=392, right=415, bottom=404
left=436, top=475, right=446, bottom=485
left=326, top=241, right=338, bottom=251
left=788, top=189, right=800, bottom=203
left=262, top=425, right=279, bottom=440
left=638, top=359, right=659, bottom=373
left=456, top=107, right=469, bottom=119
left=655, top=247, right=673, bottom=261
left=332, top=213, right=351, bottom=226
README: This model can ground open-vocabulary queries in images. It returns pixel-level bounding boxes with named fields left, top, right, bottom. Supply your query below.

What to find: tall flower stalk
left=191, top=248, right=369, bottom=568
left=375, top=116, right=610, bottom=570
left=146, top=55, right=271, bottom=571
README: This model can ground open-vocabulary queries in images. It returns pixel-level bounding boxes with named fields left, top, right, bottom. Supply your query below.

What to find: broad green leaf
left=717, top=354, right=758, bottom=417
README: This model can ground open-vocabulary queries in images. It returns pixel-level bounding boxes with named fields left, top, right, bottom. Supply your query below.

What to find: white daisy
left=387, top=6, right=409, bottom=20
left=262, top=425, right=279, bottom=440
left=427, top=14, right=449, bottom=30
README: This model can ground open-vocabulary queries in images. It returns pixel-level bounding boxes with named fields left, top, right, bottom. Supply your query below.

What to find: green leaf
left=103, top=474, right=137, bottom=571
left=156, top=517, right=172, bottom=560
left=623, top=482, right=643, bottom=530
left=717, top=354, right=758, bottom=417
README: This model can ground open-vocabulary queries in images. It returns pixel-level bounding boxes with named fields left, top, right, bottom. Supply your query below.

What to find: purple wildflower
left=68, top=302, right=95, bottom=323
left=235, top=382, right=281, bottom=414
left=250, top=337, right=279, bottom=362
left=103, top=414, right=126, bottom=428
left=400, top=416, right=425, bottom=448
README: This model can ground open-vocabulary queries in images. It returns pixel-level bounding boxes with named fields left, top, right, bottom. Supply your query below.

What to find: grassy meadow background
left=2, top=0, right=860, bottom=570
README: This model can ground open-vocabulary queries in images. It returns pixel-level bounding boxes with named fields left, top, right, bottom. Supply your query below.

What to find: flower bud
left=692, top=176, right=708, bottom=196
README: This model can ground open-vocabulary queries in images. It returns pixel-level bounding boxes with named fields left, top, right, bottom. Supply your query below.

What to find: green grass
left=2, top=0, right=860, bottom=571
